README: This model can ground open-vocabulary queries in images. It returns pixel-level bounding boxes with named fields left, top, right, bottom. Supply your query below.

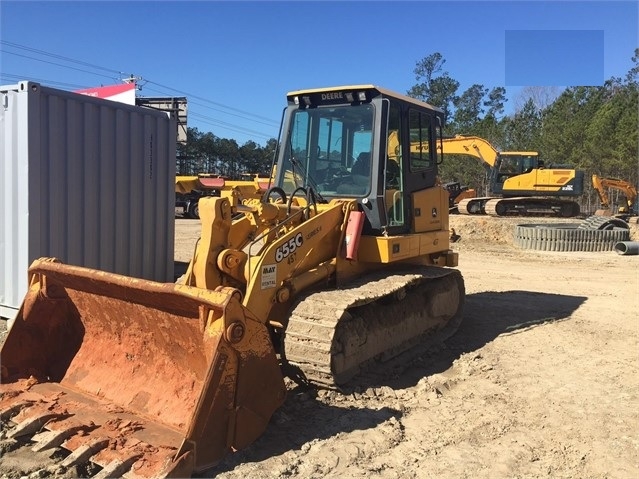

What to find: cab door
left=404, top=108, right=439, bottom=193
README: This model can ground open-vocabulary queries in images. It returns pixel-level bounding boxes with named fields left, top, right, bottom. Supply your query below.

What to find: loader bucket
left=0, top=258, right=286, bottom=478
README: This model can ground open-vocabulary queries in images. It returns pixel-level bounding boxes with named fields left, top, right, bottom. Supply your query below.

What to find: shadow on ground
left=203, top=290, right=586, bottom=476
left=203, top=398, right=399, bottom=476
left=381, top=290, right=587, bottom=391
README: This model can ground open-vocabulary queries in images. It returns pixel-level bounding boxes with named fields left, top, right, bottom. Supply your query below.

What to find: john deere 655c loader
left=0, top=85, right=464, bottom=478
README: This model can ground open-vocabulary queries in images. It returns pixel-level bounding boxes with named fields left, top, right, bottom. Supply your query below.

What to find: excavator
left=435, top=135, right=585, bottom=217
left=442, top=181, right=476, bottom=212
left=0, top=85, right=465, bottom=478
left=592, top=174, right=638, bottom=220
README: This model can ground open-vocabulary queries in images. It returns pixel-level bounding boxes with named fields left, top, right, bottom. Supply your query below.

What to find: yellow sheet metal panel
left=175, top=176, right=201, bottom=193
left=411, top=187, right=450, bottom=233
left=358, top=234, right=441, bottom=263
left=419, top=230, right=452, bottom=255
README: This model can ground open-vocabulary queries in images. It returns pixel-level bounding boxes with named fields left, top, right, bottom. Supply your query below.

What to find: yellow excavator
left=436, top=136, right=585, bottom=217
left=592, top=174, right=638, bottom=220
left=0, top=85, right=465, bottom=478
left=442, top=181, right=477, bottom=213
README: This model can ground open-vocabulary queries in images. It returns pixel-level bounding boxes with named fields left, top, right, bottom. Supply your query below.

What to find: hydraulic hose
left=613, top=241, right=639, bottom=256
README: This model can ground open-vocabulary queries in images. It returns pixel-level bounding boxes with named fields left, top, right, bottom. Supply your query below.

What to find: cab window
left=386, top=103, right=405, bottom=227
left=281, top=103, right=374, bottom=197
left=408, top=109, right=434, bottom=171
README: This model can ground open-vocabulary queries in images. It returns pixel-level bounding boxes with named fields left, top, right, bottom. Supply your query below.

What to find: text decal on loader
left=275, top=233, right=303, bottom=262
left=261, top=264, right=277, bottom=289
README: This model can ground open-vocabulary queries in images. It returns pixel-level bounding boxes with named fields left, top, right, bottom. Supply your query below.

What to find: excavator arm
left=592, top=174, right=638, bottom=213
left=436, top=135, right=500, bottom=167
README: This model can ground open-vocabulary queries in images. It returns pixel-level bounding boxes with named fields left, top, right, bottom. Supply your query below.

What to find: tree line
left=411, top=50, right=639, bottom=212
left=178, top=49, right=638, bottom=212
left=177, top=132, right=277, bottom=179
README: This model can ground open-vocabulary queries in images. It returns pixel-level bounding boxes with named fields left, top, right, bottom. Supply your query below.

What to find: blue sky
left=1, top=1, right=637, bottom=146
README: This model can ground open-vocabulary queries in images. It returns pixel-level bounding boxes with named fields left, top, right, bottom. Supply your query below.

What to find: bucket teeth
left=7, top=412, right=63, bottom=439
left=0, top=383, right=185, bottom=478
left=92, top=454, right=143, bottom=479
left=0, top=400, right=34, bottom=420
left=31, top=425, right=85, bottom=452
left=60, top=437, right=110, bottom=468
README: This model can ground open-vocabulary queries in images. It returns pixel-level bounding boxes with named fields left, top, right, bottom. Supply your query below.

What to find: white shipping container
left=1, top=81, right=176, bottom=319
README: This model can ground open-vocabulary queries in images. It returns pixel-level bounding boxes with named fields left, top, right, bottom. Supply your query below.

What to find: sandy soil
left=1, top=214, right=637, bottom=478
left=183, top=215, right=639, bottom=479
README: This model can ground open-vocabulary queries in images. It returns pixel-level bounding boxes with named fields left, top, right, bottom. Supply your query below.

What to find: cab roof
left=286, top=84, right=444, bottom=115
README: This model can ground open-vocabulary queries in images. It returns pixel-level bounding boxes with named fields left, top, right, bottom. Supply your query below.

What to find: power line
left=0, top=72, right=90, bottom=90
left=1, top=41, right=281, bottom=139
left=142, top=85, right=278, bottom=128
left=1, top=50, right=121, bottom=83
left=0, top=40, right=123, bottom=75
left=189, top=112, right=274, bottom=141
left=2, top=40, right=279, bottom=123
left=140, top=84, right=278, bottom=140
left=144, top=80, right=279, bottom=125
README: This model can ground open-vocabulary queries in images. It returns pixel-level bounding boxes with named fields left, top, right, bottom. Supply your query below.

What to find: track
left=578, top=215, right=631, bottom=230
left=457, top=197, right=580, bottom=217
left=283, top=267, right=465, bottom=389
left=457, top=197, right=491, bottom=215
left=513, top=220, right=631, bottom=252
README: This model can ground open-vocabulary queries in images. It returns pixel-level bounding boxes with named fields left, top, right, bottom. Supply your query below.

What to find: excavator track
left=484, top=197, right=580, bottom=217
left=283, top=266, right=464, bottom=389
left=578, top=215, right=630, bottom=230
left=457, top=197, right=491, bottom=215
left=457, top=197, right=580, bottom=217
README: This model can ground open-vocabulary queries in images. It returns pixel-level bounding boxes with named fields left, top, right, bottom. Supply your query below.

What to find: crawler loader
left=0, top=85, right=465, bottom=478
left=175, top=174, right=271, bottom=219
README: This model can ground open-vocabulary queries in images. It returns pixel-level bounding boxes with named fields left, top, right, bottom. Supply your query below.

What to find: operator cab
left=275, top=85, right=446, bottom=236
left=492, top=152, right=540, bottom=193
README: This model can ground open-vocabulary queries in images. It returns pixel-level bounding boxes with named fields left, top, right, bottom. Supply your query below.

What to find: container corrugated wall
left=1, top=81, right=176, bottom=319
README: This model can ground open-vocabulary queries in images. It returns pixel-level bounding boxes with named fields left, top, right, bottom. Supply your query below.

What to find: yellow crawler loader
left=0, top=85, right=465, bottom=478
left=175, top=174, right=271, bottom=218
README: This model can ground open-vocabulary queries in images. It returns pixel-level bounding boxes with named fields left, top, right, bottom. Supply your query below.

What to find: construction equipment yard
left=2, top=214, right=636, bottom=479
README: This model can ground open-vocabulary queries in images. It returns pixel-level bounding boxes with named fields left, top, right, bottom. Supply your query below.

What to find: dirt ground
left=176, top=215, right=639, bottom=479
left=1, top=214, right=638, bottom=478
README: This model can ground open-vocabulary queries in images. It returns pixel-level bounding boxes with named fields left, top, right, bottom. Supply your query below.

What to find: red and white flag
left=75, top=83, right=136, bottom=105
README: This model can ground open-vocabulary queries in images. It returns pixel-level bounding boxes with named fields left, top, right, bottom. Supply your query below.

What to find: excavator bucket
left=0, top=258, right=286, bottom=478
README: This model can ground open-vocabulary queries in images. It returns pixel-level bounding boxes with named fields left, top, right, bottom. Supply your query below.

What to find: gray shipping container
left=1, top=81, right=176, bottom=319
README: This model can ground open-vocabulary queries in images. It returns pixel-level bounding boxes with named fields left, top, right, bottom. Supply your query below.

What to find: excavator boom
left=592, top=174, right=638, bottom=215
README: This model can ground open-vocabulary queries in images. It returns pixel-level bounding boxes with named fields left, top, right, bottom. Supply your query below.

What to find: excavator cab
left=492, top=152, right=541, bottom=191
